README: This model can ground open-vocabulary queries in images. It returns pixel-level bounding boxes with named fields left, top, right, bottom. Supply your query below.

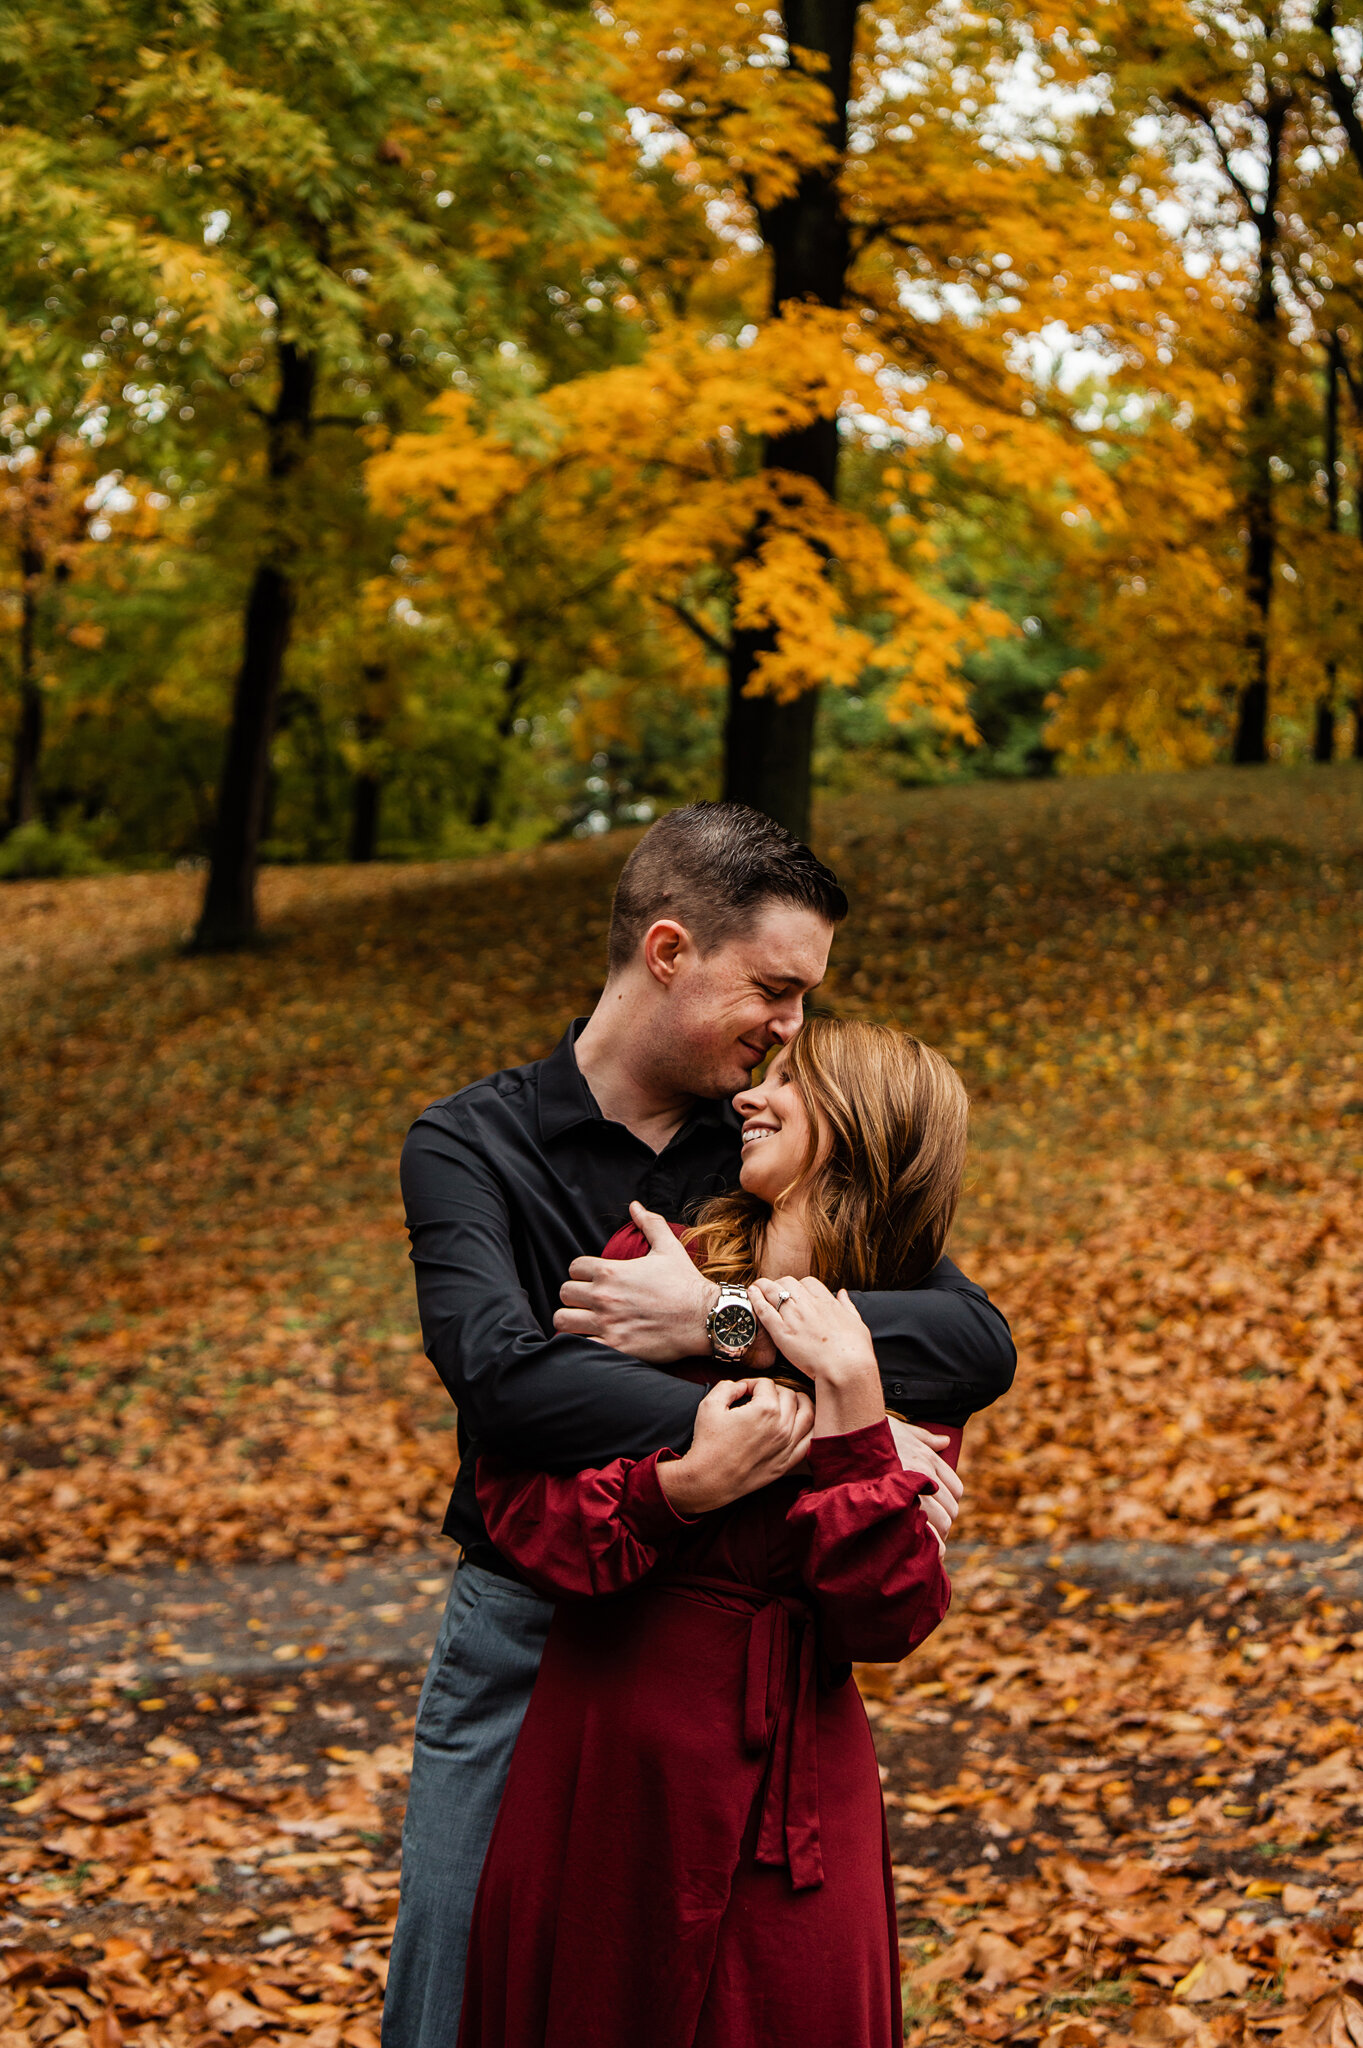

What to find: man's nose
left=768, top=997, right=805, bottom=1043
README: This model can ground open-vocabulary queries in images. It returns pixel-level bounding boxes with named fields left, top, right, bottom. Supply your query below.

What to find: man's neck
left=574, top=999, right=697, bottom=1154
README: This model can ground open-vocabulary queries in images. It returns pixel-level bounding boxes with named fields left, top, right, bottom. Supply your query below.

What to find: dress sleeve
left=785, top=1419, right=950, bottom=1665
left=475, top=1450, right=696, bottom=1600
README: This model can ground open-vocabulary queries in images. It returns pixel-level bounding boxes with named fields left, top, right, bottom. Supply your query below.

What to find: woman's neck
left=757, top=1203, right=812, bottom=1280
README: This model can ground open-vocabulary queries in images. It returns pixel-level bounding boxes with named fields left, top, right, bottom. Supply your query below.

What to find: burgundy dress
left=457, top=1235, right=952, bottom=2048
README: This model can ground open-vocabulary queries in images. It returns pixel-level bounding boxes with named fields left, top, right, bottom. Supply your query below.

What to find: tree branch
left=1313, top=0, right=1363, bottom=182
left=1337, top=336, right=1363, bottom=416
left=662, top=597, right=729, bottom=660
left=1167, top=89, right=1261, bottom=222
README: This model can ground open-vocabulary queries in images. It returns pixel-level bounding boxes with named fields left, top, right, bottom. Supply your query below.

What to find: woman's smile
left=733, top=1056, right=813, bottom=1200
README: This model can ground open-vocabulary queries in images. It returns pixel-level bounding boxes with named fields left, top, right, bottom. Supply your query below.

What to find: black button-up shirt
left=401, top=1021, right=1016, bottom=1576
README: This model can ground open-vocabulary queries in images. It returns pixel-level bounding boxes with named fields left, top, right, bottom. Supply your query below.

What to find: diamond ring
left=775, top=1289, right=792, bottom=1308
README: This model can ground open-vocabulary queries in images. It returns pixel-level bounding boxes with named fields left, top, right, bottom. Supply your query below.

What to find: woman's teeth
left=742, top=1128, right=775, bottom=1144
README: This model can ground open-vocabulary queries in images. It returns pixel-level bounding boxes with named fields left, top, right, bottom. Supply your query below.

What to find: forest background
left=3, top=0, right=1363, bottom=933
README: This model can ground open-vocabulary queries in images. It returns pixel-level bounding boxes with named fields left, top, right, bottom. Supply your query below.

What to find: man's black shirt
left=401, top=1021, right=1017, bottom=1578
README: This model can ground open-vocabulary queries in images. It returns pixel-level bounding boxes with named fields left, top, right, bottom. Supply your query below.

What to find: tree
left=0, top=429, right=99, bottom=829
left=1043, top=0, right=1363, bottom=770
left=376, top=0, right=1216, bottom=834
left=6, top=0, right=608, bottom=939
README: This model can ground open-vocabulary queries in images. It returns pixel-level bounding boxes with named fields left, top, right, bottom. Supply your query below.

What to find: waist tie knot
left=663, top=1577, right=824, bottom=1890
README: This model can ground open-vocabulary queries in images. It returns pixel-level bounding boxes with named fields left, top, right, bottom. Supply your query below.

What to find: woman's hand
left=748, top=1277, right=885, bottom=1437
left=887, top=1422, right=964, bottom=1544
left=657, top=1378, right=814, bottom=1517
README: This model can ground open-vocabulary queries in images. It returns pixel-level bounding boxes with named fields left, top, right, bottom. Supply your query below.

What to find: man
left=384, top=803, right=1015, bottom=2048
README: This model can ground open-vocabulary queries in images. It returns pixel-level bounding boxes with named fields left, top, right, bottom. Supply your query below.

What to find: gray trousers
left=382, top=1560, right=554, bottom=2048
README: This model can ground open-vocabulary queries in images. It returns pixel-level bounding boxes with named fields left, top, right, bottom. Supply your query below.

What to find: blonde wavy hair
left=688, top=1016, right=969, bottom=1291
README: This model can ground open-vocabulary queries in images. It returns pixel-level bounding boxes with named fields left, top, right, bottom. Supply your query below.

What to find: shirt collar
left=537, top=1018, right=741, bottom=1144
left=537, top=1019, right=601, bottom=1142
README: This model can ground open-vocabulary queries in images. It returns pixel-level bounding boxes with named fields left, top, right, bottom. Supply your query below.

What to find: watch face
left=713, top=1299, right=757, bottom=1350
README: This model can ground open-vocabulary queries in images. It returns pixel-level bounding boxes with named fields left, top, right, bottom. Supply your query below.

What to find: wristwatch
left=706, top=1283, right=758, bottom=1363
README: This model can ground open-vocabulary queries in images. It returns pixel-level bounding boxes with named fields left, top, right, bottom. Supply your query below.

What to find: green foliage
left=0, top=819, right=103, bottom=878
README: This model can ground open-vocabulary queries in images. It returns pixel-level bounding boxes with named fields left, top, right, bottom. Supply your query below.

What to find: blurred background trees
left=2, top=0, right=1362, bottom=906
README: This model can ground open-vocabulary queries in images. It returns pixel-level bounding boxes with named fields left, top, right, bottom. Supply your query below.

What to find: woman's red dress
left=457, top=1233, right=952, bottom=2048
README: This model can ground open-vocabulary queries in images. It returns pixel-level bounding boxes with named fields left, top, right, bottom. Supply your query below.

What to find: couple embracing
left=384, top=803, right=1016, bottom=2048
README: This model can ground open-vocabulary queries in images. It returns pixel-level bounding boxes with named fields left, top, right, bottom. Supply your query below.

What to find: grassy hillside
left=1, top=765, right=1359, bottom=1574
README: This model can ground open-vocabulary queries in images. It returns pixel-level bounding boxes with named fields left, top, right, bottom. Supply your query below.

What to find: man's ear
left=641, top=918, right=692, bottom=987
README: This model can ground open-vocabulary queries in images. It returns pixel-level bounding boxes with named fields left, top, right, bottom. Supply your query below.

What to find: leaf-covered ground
left=2, top=765, right=1360, bottom=2046
left=1, top=766, right=1358, bottom=1572
left=5, top=1562, right=1363, bottom=2048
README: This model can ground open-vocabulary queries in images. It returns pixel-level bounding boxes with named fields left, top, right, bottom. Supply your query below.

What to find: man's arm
left=556, top=1214, right=1016, bottom=1429
left=402, top=1115, right=704, bottom=1470
left=849, top=1260, right=1016, bottom=1428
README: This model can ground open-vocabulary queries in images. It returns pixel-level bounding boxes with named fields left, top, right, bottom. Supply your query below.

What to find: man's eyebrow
left=752, top=967, right=824, bottom=990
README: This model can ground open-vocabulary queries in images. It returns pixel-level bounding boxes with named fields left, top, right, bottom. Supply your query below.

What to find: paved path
left=0, top=1551, right=456, bottom=1696
left=4, top=1536, right=1363, bottom=1698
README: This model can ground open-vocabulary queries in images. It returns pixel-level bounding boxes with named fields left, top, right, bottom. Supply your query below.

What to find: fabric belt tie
left=661, top=1576, right=824, bottom=1891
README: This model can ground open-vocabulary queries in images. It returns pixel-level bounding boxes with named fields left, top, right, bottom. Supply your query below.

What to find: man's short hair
left=606, top=802, right=848, bottom=977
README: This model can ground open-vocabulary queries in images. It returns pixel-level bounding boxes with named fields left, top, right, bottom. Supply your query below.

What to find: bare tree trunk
left=1315, top=329, right=1342, bottom=764
left=193, top=342, right=315, bottom=949
left=348, top=768, right=381, bottom=862
left=1233, top=94, right=1287, bottom=767
left=471, top=655, right=529, bottom=828
left=6, top=540, right=43, bottom=831
left=346, top=691, right=380, bottom=859
left=722, top=0, right=859, bottom=839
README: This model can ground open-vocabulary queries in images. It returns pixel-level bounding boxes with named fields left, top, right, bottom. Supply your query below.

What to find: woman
left=458, top=1018, right=972, bottom=2048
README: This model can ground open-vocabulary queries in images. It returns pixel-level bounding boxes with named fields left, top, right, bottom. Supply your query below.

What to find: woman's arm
left=786, top=1420, right=951, bottom=1664
left=475, top=1376, right=815, bottom=1597
left=747, top=1276, right=887, bottom=1438
left=475, top=1452, right=693, bottom=1600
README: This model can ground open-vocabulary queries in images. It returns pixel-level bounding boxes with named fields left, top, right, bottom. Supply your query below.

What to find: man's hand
left=657, top=1378, right=815, bottom=1516
left=888, top=1419, right=964, bottom=1547
left=555, top=1201, right=776, bottom=1367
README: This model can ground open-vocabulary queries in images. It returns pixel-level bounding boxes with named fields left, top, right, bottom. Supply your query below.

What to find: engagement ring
left=775, top=1289, right=792, bottom=1308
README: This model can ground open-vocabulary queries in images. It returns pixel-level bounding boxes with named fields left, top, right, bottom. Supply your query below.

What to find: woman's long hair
left=689, top=1017, right=969, bottom=1291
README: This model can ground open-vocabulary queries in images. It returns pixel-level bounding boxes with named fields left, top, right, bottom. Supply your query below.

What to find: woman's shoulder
left=601, top=1219, right=697, bottom=1262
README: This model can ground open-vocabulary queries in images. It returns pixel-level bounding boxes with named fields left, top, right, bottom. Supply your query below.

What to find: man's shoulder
left=409, top=1052, right=544, bottom=1138
left=918, top=1254, right=992, bottom=1300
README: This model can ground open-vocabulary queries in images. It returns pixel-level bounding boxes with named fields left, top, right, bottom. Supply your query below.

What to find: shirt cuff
left=621, top=1449, right=699, bottom=1541
left=808, top=1417, right=936, bottom=1492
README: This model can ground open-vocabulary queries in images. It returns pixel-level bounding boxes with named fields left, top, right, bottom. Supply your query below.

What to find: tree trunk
left=192, top=342, right=315, bottom=949
left=1315, top=330, right=1342, bottom=765
left=348, top=676, right=387, bottom=862
left=348, top=770, right=380, bottom=861
left=722, top=0, right=859, bottom=839
left=723, top=640, right=820, bottom=831
left=471, top=656, right=529, bottom=828
left=6, top=544, right=43, bottom=831
left=1314, top=2, right=1363, bottom=180
left=1233, top=95, right=1287, bottom=767
left=1313, top=701, right=1336, bottom=761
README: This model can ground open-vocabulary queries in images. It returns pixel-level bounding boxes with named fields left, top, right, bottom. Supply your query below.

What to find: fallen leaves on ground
left=873, top=1560, right=1363, bottom=2045
left=5, top=1566, right=1363, bottom=2045
left=1, top=1669, right=414, bottom=2048
left=0, top=770, right=1358, bottom=1574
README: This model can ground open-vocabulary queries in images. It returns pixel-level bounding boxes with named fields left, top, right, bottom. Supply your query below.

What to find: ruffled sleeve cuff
left=619, top=1448, right=699, bottom=1543
left=807, top=1417, right=936, bottom=1493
